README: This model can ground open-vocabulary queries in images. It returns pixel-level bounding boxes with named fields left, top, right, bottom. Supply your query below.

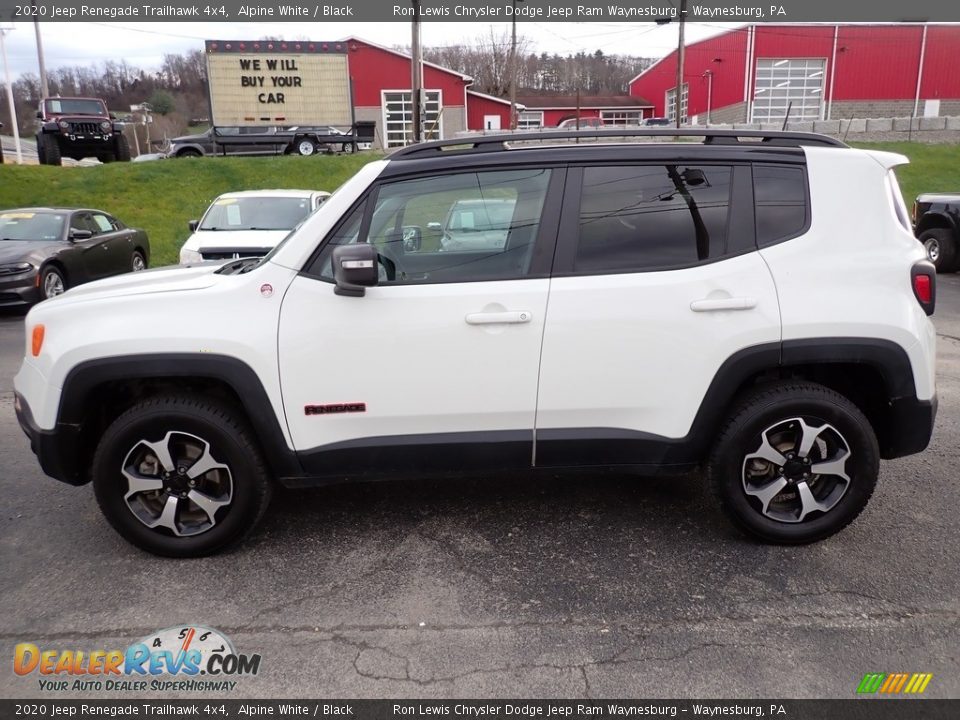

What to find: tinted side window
left=575, top=165, right=732, bottom=273
left=311, top=169, right=551, bottom=285
left=753, top=165, right=808, bottom=246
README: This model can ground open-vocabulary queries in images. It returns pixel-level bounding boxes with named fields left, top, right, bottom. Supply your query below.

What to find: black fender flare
left=58, top=354, right=302, bottom=480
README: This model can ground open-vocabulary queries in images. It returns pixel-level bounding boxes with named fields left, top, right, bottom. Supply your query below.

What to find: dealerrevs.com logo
left=14, top=626, right=260, bottom=693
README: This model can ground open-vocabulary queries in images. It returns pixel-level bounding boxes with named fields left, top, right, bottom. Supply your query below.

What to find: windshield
left=199, top=196, right=314, bottom=231
left=447, top=200, right=516, bottom=233
left=45, top=98, right=107, bottom=116
left=0, top=212, right=66, bottom=241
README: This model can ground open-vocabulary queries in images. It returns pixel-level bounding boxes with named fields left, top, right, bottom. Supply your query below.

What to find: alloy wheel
left=43, top=271, right=64, bottom=297
left=742, top=417, right=852, bottom=523
left=121, top=430, right=233, bottom=537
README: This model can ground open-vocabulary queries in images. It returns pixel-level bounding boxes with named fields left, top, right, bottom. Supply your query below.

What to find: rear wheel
left=92, top=395, right=272, bottom=557
left=295, top=138, right=316, bottom=156
left=39, top=134, right=62, bottom=166
left=708, top=382, right=879, bottom=544
left=177, top=149, right=202, bottom=158
left=131, top=250, right=147, bottom=272
left=919, top=229, right=958, bottom=273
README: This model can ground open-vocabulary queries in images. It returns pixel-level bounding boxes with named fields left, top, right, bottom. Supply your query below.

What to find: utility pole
left=509, top=0, right=525, bottom=130
left=674, top=0, right=687, bottom=128
left=0, top=26, right=23, bottom=164
left=410, top=0, right=423, bottom=144
left=703, top=70, right=713, bottom=126
left=34, top=20, right=49, bottom=99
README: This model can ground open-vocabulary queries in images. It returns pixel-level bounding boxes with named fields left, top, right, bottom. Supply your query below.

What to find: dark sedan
left=0, top=208, right=150, bottom=306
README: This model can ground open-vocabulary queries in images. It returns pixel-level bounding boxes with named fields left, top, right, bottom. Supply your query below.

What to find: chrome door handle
left=465, top=311, right=532, bottom=325
left=690, top=297, right=758, bottom=312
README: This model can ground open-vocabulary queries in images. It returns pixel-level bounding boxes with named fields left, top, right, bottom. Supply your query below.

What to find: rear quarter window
left=753, top=164, right=808, bottom=246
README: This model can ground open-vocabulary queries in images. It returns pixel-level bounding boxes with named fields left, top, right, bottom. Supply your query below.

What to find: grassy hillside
left=2, top=143, right=959, bottom=267
left=852, top=142, right=960, bottom=207
left=0, top=154, right=380, bottom=266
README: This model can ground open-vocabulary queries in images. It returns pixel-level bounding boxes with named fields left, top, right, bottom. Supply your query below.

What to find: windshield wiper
left=215, top=257, right=261, bottom=275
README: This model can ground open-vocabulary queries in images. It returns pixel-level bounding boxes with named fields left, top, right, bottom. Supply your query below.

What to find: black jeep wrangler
left=36, top=97, right=131, bottom=165
left=914, top=193, right=960, bottom=273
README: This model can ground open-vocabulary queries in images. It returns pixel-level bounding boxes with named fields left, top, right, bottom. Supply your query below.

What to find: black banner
left=2, top=0, right=960, bottom=23
left=1, top=700, right=959, bottom=720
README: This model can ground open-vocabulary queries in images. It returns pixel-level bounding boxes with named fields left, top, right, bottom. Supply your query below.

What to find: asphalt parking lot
left=1, top=277, right=958, bottom=700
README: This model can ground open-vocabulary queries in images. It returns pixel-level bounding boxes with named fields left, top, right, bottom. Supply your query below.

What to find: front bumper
left=14, top=391, right=85, bottom=485
left=0, top=271, right=41, bottom=306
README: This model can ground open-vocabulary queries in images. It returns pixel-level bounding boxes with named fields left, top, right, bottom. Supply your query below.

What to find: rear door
left=277, top=166, right=563, bottom=477
left=535, top=161, right=782, bottom=467
left=89, top=212, right=134, bottom=275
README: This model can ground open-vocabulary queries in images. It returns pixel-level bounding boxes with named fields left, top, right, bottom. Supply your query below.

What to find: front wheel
left=92, top=396, right=272, bottom=557
left=708, top=382, right=879, bottom=544
left=40, top=265, right=66, bottom=299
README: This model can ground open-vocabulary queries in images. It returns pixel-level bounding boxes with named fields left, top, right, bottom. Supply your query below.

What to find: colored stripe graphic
left=857, top=672, right=933, bottom=694
left=857, top=673, right=886, bottom=693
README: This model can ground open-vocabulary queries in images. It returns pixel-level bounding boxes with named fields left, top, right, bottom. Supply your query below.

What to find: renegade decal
left=305, top=403, right=366, bottom=415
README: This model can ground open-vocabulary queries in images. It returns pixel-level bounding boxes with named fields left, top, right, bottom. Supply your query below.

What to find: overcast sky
left=0, top=21, right=734, bottom=80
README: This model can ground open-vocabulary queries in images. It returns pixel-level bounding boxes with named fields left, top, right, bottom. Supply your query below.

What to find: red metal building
left=629, top=24, right=960, bottom=125
left=514, top=95, right=654, bottom=128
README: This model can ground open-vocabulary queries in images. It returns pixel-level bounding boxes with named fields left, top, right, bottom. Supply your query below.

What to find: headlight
left=0, top=262, right=34, bottom=274
left=58, top=120, right=69, bottom=130
left=179, top=248, right=204, bottom=265
left=100, top=120, right=112, bottom=132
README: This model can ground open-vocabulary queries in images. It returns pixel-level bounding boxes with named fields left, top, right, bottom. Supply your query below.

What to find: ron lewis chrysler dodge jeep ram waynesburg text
left=14, top=129, right=937, bottom=557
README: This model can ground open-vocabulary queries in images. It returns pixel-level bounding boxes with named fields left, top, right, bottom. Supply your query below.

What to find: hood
left=185, top=229, right=291, bottom=249
left=53, top=263, right=224, bottom=303
left=0, top=240, right=63, bottom=265
left=49, top=113, right=109, bottom=121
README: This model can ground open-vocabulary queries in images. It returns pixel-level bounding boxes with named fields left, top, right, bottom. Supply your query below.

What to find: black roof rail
left=390, top=128, right=848, bottom=159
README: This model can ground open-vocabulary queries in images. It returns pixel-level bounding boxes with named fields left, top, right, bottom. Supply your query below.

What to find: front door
left=70, top=212, right=114, bottom=280
left=277, top=167, right=562, bottom=478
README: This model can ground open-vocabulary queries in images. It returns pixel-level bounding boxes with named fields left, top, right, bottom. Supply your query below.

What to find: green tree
left=147, top=89, right=175, bottom=116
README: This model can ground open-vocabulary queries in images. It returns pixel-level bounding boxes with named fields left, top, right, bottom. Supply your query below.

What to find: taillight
left=911, top=263, right=936, bottom=316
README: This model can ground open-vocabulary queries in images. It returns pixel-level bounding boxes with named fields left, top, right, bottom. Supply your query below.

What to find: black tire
left=294, top=137, right=316, bottom=156
left=39, top=265, right=66, bottom=299
left=98, top=153, right=116, bottom=164
left=919, top=229, right=959, bottom=273
left=708, top=382, right=879, bottom=544
left=92, top=395, right=272, bottom=557
left=131, top=250, right=147, bottom=272
left=177, top=149, right=202, bottom=158
left=114, top=134, right=131, bottom=162
left=39, top=134, right=62, bottom=166
left=341, top=142, right=355, bottom=154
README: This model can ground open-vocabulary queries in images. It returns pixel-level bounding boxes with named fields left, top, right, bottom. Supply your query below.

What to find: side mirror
left=333, top=244, right=379, bottom=297
left=69, top=229, right=93, bottom=241
left=188, top=220, right=199, bottom=232
left=36, top=111, right=43, bottom=119
left=681, top=168, right=708, bottom=187
left=401, top=225, right=422, bottom=253
left=109, top=113, right=117, bottom=120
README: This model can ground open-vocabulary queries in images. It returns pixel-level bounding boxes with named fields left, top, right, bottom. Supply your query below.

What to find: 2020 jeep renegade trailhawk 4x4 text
left=14, top=129, right=937, bottom=556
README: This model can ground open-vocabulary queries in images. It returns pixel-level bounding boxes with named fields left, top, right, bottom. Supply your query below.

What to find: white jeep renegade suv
left=14, top=129, right=938, bottom=557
